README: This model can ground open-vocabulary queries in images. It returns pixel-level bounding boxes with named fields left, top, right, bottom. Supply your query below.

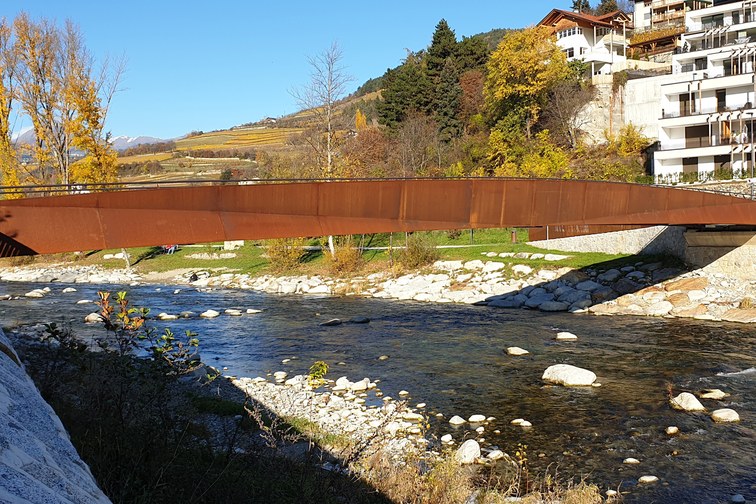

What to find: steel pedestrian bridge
left=1, top=178, right=755, bottom=257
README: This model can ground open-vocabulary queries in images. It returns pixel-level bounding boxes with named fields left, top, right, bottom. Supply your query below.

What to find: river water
left=1, top=281, right=754, bottom=503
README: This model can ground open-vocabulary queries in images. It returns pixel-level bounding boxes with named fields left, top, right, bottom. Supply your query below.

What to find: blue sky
left=2, top=1, right=572, bottom=139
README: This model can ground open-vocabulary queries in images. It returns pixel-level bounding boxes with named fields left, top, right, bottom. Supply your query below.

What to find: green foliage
left=427, top=19, right=458, bottom=80
left=377, top=54, right=433, bottom=128
left=456, top=36, right=489, bottom=70
left=151, top=328, right=200, bottom=374
left=572, top=0, right=592, bottom=13
left=612, top=70, right=629, bottom=93
left=436, top=59, right=463, bottom=141
left=571, top=124, right=651, bottom=182
left=398, top=233, right=440, bottom=269
left=595, top=0, right=620, bottom=15
left=307, top=360, right=329, bottom=387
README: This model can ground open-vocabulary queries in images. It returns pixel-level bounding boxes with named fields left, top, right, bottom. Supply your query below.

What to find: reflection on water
left=1, top=282, right=754, bottom=503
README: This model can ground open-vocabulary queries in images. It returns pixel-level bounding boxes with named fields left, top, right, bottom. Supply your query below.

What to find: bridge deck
left=1, top=178, right=755, bottom=257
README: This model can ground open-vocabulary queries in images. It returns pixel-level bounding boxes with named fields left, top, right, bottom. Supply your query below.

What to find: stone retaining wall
left=528, top=225, right=687, bottom=258
left=0, top=329, right=110, bottom=504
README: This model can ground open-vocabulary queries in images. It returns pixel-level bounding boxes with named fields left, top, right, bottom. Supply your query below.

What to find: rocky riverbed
left=3, top=252, right=756, bottom=324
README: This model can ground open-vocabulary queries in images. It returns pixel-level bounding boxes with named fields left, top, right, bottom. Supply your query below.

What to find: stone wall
left=528, top=225, right=687, bottom=258
left=685, top=231, right=756, bottom=280
left=0, top=329, right=110, bottom=504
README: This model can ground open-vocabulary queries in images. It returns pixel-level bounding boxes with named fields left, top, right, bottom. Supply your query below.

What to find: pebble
left=475, top=426, right=485, bottom=434
left=606, top=489, right=618, bottom=498
left=449, top=415, right=466, bottom=426
left=200, top=310, right=220, bottom=319
left=555, top=331, right=578, bottom=341
left=273, top=371, right=287, bottom=381
left=511, top=418, right=526, bottom=425
left=416, top=403, right=426, bottom=408
left=246, top=309, right=262, bottom=314
left=84, top=313, right=103, bottom=323
left=281, top=359, right=290, bottom=364
left=638, top=475, right=659, bottom=484
left=320, top=318, right=342, bottom=326
left=506, top=346, right=530, bottom=356
left=157, top=313, right=178, bottom=321
left=76, top=300, right=92, bottom=304
left=455, top=439, right=480, bottom=465
left=699, top=389, right=729, bottom=400
left=224, top=309, right=243, bottom=316
left=440, top=434, right=453, bottom=444
left=623, top=458, right=640, bottom=464
left=468, top=414, right=486, bottom=423
left=518, top=420, right=532, bottom=428
left=378, top=355, right=390, bottom=360
left=665, top=426, right=679, bottom=435
left=398, top=390, right=409, bottom=396
left=488, top=449, right=505, bottom=461
left=61, top=287, right=77, bottom=293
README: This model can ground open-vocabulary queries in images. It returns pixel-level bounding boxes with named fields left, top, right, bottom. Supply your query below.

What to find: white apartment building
left=655, top=0, right=756, bottom=182
left=539, top=9, right=631, bottom=75
left=634, top=0, right=711, bottom=31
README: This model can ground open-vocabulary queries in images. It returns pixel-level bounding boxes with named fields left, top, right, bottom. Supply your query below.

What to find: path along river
left=1, top=281, right=754, bottom=503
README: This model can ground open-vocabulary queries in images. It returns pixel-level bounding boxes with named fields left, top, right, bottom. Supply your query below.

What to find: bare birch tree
left=291, top=42, right=352, bottom=177
left=0, top=18, right=22, bottom=197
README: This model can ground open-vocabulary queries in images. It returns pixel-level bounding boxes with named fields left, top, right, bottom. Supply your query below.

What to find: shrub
left=265, top=238, right=307, bottom=272
left=327, top=236, right=363, bottom=275
left=397, top=233, right=440, bottom=269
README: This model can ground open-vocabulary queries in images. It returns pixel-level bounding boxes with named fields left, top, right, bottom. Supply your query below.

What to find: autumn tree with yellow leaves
left=0, top=13, right=122, bottom=194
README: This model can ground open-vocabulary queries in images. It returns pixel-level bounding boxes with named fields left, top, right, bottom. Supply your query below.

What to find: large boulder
left=711, top=408, right=740, bottom=423
left=542, top=364, right=596, bottom=386
left=539, top=301, right=569, bottom=312
left=454, top=439, right=481, bottom=464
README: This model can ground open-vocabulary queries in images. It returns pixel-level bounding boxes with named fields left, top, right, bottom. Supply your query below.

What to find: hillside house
left=630, top=1, right=711, bottom=62
left=538, top=9, right=632, bottom=75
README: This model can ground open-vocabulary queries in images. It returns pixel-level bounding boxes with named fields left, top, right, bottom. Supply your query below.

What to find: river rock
left=665, top=277, right=709, bottom=292
left=731, top=494, right=746, bottom=503
left=544, top=254, right=569, bottom=261
left=542, top=364, right=596, bottom=386
left=273, top=371, right=287, bottom=381
left=454, top=439, right=480, bottom=464
left=539, top=301, right=569, bottom=312
left=524, top=294, right=555, bottom=308
left=61, top=287, right=77, bottom=293
left=348, top=317, right=370, bottom=324
left=320, top=318, right=342, bottom=327
left=597, top=269, right=622, bottom=283
left=506, top=347, right=530, bottom=356
left=575, top=280, right=601, bottom=292
left=613, top=278, right=642, bottom=295
left=670, top=392, right=705, bottom=412
left=76, top=300, right=92, bottom=305
left=711, top=408, right=740, bottom=423
left=699, top=389, right=729, bottom=400
left=441, top=434, right=453, bottom=444
left=350, top=378, right=370, bottom=392
left=487, top=449, right=505, bottom=461
left=468, top=414, right=486, bottom=423
left=24, top=289, right=47, bottom=298
left=84, top=312, right=103, bottom=323
left=511, top=264, right=533, bottom=276
left=224, top=309, right=243, bottom=316
left=157, top=313, right=178, bottom=321
left=489, top=294, right=527, bottom=308
left=623, top=457, right=640, bottom=464
left=638, top=475, right=659, bottom=484
left=246, top=308, right=263, bottom=314
left=200, top=310, right=220, bottom=319
left=722, top=309, right=756, bottom=324
left=666, top=426, right=679, bottom=435
left=646, top=301, right=674, bottom=317
left=555, top=331, right=577, bottom=341
left=449, top=415, right=466, bottom=426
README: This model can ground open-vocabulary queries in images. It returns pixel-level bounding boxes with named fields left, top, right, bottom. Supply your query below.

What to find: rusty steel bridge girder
left=1, top=179, right=755, bottom=257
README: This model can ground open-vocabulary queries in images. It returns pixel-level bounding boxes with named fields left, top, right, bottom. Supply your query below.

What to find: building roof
left=538, top=8, right=632, bottom=30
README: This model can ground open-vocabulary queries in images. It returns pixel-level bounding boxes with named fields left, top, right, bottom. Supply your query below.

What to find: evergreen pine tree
left=436, top=58, right=463, bottom=141
left=595, top=0, right=619, bottom=15
left=427, top=19, right=457, bottom=80
left=571, top=0, right=592, bottom=13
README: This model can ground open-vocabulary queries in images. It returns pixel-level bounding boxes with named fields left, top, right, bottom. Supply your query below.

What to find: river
left=1, top=281, right=754, bottom=503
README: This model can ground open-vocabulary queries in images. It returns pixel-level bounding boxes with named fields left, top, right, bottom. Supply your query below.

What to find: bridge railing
left=1, top=176, right=755, bottom=200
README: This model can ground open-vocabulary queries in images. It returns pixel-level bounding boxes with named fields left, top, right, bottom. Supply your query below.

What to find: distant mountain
left=109, top=135, right=165, bottom=151
left=13, top=130, right=165, bottom=153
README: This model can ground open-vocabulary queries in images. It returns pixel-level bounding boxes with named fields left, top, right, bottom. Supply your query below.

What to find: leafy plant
left=307, top=360, right=329, bottom=387
left=398, top=233, right=440, bottom=269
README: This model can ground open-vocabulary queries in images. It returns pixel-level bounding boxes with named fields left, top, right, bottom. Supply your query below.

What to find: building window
left=564, top=48, right=575, bottom=58
left=557, top=27, right=583, bottom=39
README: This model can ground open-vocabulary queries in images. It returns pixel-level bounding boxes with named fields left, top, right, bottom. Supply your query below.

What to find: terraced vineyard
left=175, top=127, right=303, bottom=150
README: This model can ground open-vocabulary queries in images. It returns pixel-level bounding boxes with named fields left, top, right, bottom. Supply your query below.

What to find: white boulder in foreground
left=542, top=364, right=597, bottom=386
left=454, top=439, right=481, bottom=464
left=200, top=309, right=220, bottom=319
left=711, top=408, right=740, bottom=423
left=84, top=312, right=103, bottom=323
left=0, top=329, right=110, bottom=503
left=638, top=475, right=659, bottom=484
left=506, top=346, right=530, bottom=356
left=670, top=392, right=705, bottom=412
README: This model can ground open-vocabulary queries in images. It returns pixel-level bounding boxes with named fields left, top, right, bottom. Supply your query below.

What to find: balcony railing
left=659, top=134, right=755, bottom=151
left=661, top=102, right=754, bottom=119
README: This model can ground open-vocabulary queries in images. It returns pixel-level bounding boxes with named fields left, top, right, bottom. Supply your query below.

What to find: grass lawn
left=7, top=228, right=659, bottom=280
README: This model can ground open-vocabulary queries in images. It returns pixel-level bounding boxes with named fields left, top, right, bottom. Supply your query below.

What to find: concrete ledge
left=0, top=329, right=110, bottom=504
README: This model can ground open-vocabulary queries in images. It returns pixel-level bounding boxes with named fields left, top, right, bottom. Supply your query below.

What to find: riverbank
left=3, top=250, right=756, bottom=324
